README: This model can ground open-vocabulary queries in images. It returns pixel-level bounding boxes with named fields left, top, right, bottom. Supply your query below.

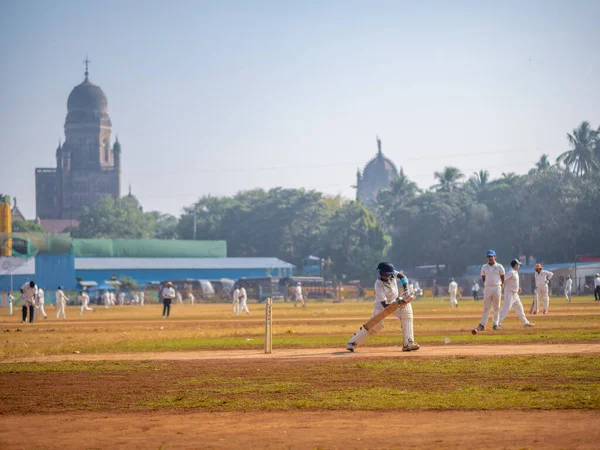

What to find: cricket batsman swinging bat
left=363, top=290, right=414, bottom=331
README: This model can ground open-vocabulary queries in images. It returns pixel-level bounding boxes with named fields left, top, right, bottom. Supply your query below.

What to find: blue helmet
left=486, top=250, right=496, bottom=257
left=377, top=262, right=396, bottom=276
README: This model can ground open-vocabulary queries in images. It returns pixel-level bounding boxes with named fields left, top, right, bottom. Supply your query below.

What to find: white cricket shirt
left=534, top=270, right=553, bottom=288
left=481, top=263, right=505, bottom=287
left=504, top=269, right=519, bottom=293
left=374, top=278, right=399, bottom=305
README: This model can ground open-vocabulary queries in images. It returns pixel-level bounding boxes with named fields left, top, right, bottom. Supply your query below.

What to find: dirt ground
left=3, top=342, right=600, bottom=363
left=1, top=410, right=599, bottom=449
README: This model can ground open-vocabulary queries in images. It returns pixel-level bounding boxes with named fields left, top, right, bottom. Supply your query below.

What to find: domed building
left=35, top=60, right=122, bottom=226
left=355, top=137, right=398, bottom=205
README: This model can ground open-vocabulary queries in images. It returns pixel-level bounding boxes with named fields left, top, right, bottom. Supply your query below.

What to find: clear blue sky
left=1, top=0, right=599, bottom=218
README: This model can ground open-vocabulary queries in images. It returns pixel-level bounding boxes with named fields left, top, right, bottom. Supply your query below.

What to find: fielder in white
left=139, top=291, right=145, bottom=306
left=176, top=291, right=183, bottom=304
left=7, top=291, right=14, bottom=316
left=238, top=284, right=250, bottom=315
left=55, top=286, right=70, bottom=320
left=472, top=250, right=505, bottom=334
left=346, top=262, right=420, bottom=352
left=78, top=291, right=94, bottom=316
left=35, top=287, right=48, bottom=320
left=232, top=287, right=240, bottom=314
left=498, top=259, right=535, bottom=329
left=102, top=290, right=111, bottom=309
left=564, top=276, right=572, bottom=303
left=294, top=282, right=305, bottom=308
left=448, top=278, right=458, bottom=309
left=187, top=292, right=195, bottom=305
left=533, top=264, right=553, bottom=314
left=118, top=292, right=125, bottom=306
left=21, top=281, right=38, bottom=323
left=594, top=274, right=600, bottom=301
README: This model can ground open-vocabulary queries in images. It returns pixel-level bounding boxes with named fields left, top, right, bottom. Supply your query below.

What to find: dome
left=362, top=149, right=398, bottom=182
left=67, top=77, right=108, bottom=113
left=65, top=76, right=111, bottom=126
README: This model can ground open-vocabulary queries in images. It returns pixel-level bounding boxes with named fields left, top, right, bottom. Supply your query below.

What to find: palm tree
left=469, top=169, right=489, bottom=192
left=528, top=154, right=551, bottom=175
left=557, top=121, right=599, bottom=176
left=431, top=167, right=465, bottom=193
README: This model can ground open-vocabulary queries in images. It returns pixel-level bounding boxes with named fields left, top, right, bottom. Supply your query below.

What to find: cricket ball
left=471, top=328, right=478, bottom=335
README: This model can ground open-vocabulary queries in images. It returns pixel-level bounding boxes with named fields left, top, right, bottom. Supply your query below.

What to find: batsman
left=346, top=262, right=420, bottom=352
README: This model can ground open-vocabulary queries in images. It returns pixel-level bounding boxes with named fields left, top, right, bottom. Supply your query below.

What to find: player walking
left=532, top=264, right=553, bottom=314
left=161, top=282, right=175, bottom=318
left=294, top=282, right=305, bottom=308
left=55, top=286, right=70, bottom=320
left=346, top=262, right=419, bottom=352
left=594, top=274, right=600, bottom=301
left=564, top=275, right=572, bottom=303
left=35, top=287, right=48, bottom=320
left=238, top=284, right=250, bottom=315
left=232, top=287, right=240, bottom=314
left=498, top=259, right=535, bottom=329
left=448, top=278, right=458, bottom=309
left=472, top=250, right=505, bottom=334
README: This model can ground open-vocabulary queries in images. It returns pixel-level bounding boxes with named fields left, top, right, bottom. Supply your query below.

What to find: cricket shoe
left=524, top=322, right=535, bottom=327
left=493, top=324, right=503, bottom=331
left=402, top=342, right=420, bottom=352
left=471, top=324, right=485, bottom=335
left=346, top=342, right=357, bottom=352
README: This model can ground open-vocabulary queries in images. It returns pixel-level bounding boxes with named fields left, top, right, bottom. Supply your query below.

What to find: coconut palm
left=528, top=154, right=551, bottom=175
left=558, top=121, right=599, bottom=176
left=431, top=167, right=465, bottom=193
left=469, top=170, right=490, bottom=192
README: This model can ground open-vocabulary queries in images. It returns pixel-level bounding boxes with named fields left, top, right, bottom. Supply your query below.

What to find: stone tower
left=35, top=60, right=121, bottom=221
left=355, top=136, right=399, bottom=206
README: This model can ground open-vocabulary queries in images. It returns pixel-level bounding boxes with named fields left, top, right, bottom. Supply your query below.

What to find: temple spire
left=376, top=135, right=382, bottom=156
left=83, top=54, right=91, bottom=80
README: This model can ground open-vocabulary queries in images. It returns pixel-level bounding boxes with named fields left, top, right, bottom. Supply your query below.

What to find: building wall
left=75, top=267, right=294, bottom=286
left=35, top=255, right=76, bottom=290
left=35, top=169, right=59, bottom=219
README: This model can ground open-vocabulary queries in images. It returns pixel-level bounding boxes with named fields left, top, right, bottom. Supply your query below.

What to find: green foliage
left=177, top=189, right=389, bottom=281
left=74, top=196, right=178, bottom=239
left=118, top=276, right=137, bottom=289
left=12, top=220, right=44, bottom=233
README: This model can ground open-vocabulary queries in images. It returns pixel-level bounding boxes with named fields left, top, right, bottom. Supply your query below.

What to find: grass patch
left=0, top=360, right=162, bottom=373
left=141, top=355, right=600, bottom=412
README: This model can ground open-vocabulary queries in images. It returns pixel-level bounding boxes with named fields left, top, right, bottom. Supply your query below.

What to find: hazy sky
left=1, top=0, right=599, bottom=219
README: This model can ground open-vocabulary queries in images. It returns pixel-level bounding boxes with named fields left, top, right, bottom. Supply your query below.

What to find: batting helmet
left=486, top=250, right=496, bottom=257
left=510, top=259, right=521, bottom=268
left=376, top=262, right=396, bottom=276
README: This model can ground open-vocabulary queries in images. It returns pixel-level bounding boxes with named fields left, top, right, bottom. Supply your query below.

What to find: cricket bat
left=529, top=296, right=536, bottom=314
left=363, top=292, right=414, bottom=331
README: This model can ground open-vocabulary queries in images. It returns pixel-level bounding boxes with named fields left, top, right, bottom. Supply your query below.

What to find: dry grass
left=0, top=296, right=598, bottom=358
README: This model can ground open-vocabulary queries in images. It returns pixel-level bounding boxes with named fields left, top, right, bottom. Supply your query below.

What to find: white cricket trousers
left=449, top=291, right=458, bottom=307
left=232, top=298, right=239, bottom=314
left=499, top=291, right=529, bottom=325
left=534, top=286, right=550, bottom=312
left=239, top=298, right=250, bottom=314
left=350, top=302, right=415, bottom=347
left=35, top=304, right=47, bottom=320
left=479, top=285, right=502, bottom=326
left=56, top=301, right=66, bottom=319
left=564, top=288, right=571, bottom=302
left=80, top=300, right=94, bottom=316
left=8, top=303, right=13, bottom=315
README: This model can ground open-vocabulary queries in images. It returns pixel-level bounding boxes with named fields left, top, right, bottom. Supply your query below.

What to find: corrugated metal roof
left=75, top=257, right=295, bottom=270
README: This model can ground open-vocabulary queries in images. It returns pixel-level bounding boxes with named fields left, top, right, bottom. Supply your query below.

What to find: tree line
left=70, top=120, right=600, bottom=281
